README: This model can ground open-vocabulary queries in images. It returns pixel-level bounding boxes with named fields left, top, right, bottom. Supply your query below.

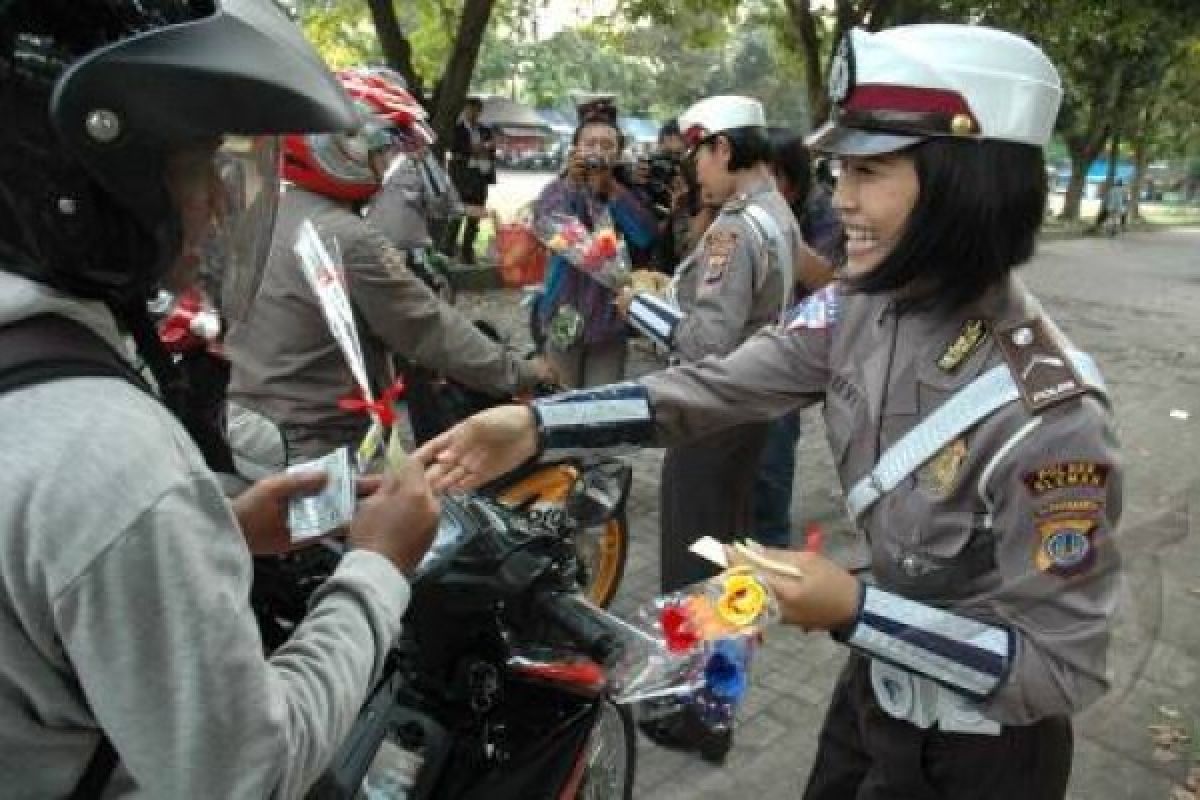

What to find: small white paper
left=287, top=447, right=356, bottom=542
left=1170, top=409, right=1190, bottom=421
left=688, top=536, right=729, bottom=568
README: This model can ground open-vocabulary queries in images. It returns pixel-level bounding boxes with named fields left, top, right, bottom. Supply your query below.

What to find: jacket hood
left=0, top=270, right=127, bottom=355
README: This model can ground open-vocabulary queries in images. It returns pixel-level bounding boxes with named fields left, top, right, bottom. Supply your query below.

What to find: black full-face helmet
left=0, top=0, right=358, bottom=321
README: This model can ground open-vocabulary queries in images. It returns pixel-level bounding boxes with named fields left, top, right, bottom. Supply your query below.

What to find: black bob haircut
left=847, top=137, right=1047, bottom=312
left=702, top=126, right=771, bottom=171
left=767, top=130, right=813, bottom=204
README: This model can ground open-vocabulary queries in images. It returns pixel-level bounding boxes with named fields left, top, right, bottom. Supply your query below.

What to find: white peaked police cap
left=678, top=95, right=767, bottom=148
left=808, top=24, right=1063, bottom=156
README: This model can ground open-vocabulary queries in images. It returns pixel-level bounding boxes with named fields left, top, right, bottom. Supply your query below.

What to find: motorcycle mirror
left=565, top=460, right=630, bottom=528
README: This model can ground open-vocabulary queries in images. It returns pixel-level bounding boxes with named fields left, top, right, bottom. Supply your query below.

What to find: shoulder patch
left=785, top=284, right=840, bottom=331
left=702, top=229, right=738, bottom=286
left=994, top=318, right=1087, bottom=412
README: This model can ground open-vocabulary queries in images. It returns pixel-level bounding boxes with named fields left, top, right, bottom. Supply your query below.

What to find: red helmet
left=283, top=70, right=434, bottom=202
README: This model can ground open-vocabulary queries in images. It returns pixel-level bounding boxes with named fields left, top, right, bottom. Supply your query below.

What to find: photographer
left=634, top=120, right=698, bottom=275
left=532, top=97, right=659, bottom=388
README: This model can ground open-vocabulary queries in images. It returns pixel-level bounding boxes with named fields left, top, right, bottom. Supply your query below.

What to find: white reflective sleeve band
left=532, top=381, right=655, bottom=457
left=976, top=416, right=1043, bottom=518
left=845, top=351, right=1104, bottom=519
left=846, top=586, right=1013, bottom=701
left=627, top=292, right=683, bottom=349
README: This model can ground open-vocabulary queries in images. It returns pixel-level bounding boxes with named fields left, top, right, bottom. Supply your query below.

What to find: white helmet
left=678, top=95, right=767, bottom=151
left=808, top=24, right=1062, bottom=156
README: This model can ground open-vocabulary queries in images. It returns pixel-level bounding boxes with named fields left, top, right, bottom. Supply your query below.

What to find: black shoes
left=637, top=704, right=733, bottom=764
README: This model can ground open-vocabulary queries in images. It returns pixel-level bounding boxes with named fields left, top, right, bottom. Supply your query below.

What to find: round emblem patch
left=1035, top=518, right=1097, bottom=577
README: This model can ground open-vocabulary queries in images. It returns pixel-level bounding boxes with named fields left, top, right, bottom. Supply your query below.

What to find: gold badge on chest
left=938, top=319, right=987, bottom=372
left=917, top=437, right=968, bottom=497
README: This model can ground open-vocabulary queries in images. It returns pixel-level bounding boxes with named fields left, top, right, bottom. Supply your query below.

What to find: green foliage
left=297, top=0, right=382, bottom=68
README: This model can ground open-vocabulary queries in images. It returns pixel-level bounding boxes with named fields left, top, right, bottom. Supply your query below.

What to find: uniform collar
left=720, top=174, right=776, bottom=212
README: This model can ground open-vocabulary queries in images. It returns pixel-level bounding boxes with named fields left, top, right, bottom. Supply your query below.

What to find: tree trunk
left=1094, top=130, right=1121, bottom=227
left=786, top=0, right=827, bottom=129
left=1130, top=133, right=1149, bottom=221
left=429, top=0, right=497, bottom=154
left=1062, top=150, right=1093, bottom=221
left=365, top=0, right=427, bottom=104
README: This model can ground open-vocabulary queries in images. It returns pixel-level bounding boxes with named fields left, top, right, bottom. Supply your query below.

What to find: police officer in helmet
left=0, top=1, right=438, bottom=795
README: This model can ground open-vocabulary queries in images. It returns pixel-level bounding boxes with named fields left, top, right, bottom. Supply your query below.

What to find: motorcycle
left=309, top=460, right=638, bottom=800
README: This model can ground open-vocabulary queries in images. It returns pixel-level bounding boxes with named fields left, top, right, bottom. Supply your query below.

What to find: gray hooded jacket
left=0, top=271, right=410, bottom=797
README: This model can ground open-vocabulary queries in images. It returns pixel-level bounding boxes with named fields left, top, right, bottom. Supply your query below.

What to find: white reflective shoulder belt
left=741, top=203, right=793, bottom=321
left=845, top=351, right=1106, bottom=520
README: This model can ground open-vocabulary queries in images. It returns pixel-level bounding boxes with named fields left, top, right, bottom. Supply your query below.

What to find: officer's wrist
left=830, top=579, right=866, bottom=643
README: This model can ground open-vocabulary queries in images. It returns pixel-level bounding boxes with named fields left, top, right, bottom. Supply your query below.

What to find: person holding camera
left=532, top=97, right=659, bottom=388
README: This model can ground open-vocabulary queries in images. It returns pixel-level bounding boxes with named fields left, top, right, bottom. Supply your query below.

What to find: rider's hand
left=234, top=471, right=330, bottom=555
left=349, top=456, right=440, bottom=575
left=726, top=546, right=861, bottom=632
left=414, top=405, right=538, bottom=493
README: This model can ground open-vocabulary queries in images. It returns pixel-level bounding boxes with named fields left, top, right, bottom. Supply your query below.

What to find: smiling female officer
left=417, top=24, right=1122, bottom=799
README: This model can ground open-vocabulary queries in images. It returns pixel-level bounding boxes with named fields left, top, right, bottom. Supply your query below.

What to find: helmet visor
left=195, top=135, right=281, bottom=329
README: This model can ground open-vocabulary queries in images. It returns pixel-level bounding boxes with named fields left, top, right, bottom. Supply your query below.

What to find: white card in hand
left=287, top=447, right=356, bottom=542
left=688, top=536, right=729, bottom=568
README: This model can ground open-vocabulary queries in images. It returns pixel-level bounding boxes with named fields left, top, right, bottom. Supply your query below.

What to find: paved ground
left=454, top=227, right=1200, bottom=799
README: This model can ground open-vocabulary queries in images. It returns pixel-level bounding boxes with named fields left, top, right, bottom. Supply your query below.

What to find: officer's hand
left=415, top=405, right=538, bottom=493
left=526, top=354, right=561, bottom=390
left=614, top=287, right=635, bottom=319
left=233, top=471, right=330, bottom=555
left=726, top=547, right=861, bottom=632
left=348, top=456, right=440, bottom=575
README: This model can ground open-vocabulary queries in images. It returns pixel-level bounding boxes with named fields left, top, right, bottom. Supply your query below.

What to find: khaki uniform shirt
left=227, top=187, right=537, bottom=459
left=669, top=177, right=803, bottom=362
left=641, top=276, right=1122, bottom=725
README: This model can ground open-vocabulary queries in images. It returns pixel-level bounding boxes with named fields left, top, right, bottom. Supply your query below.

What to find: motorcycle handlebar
left=535, top=591, right=624, bottom=668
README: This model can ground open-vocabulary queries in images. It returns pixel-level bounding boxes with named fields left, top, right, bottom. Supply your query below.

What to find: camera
left=582, top=154, right=610, bottom=171
left=640, top=151, right=682, bottom=207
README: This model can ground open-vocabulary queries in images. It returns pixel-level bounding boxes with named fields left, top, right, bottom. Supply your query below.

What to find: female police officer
left=417, top=24, right=1121, bottom=799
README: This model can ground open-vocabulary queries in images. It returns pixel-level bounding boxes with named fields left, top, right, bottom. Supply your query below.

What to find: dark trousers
left=751, top=410, right=802, bottom=548
left=804, top=655, right=1074, bottom=800
left=659, top=421, right=769, bottom=593
left=442, top=163, right=488, bottom=262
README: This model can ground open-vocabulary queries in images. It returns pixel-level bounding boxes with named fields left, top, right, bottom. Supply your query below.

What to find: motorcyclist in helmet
left=224, top=69, right=556, bottom=464
left=0, top=2, right=439, bottom=796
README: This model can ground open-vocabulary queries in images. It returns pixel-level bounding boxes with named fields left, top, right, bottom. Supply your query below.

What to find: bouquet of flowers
left=533, top=211, right=631, bottom=291
left=608, top=568, right=777, bottom=735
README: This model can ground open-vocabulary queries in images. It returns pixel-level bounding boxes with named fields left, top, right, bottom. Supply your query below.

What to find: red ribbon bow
left=338, top=379, right=406, bottom=429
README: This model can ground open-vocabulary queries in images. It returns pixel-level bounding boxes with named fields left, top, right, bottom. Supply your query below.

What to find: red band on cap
left=845, top=84, right=975, bottom=121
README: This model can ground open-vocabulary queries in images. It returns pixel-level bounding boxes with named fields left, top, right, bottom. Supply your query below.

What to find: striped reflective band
left=531, top=382, right=655, bottom=457
left=627, top=292, right=683, bottom=349
left=844, top=586, right=1013, bottom=700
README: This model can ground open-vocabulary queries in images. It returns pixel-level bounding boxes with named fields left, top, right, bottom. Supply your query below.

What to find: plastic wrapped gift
left=533, top=212, right=631, bottom=291
left=606, top=567, right=777, bottom=733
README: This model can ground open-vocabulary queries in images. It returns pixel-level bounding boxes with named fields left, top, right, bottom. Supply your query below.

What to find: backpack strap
left=0, top=313, right=146, bottom=798
left=0, top=313, right=151, bottom=397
